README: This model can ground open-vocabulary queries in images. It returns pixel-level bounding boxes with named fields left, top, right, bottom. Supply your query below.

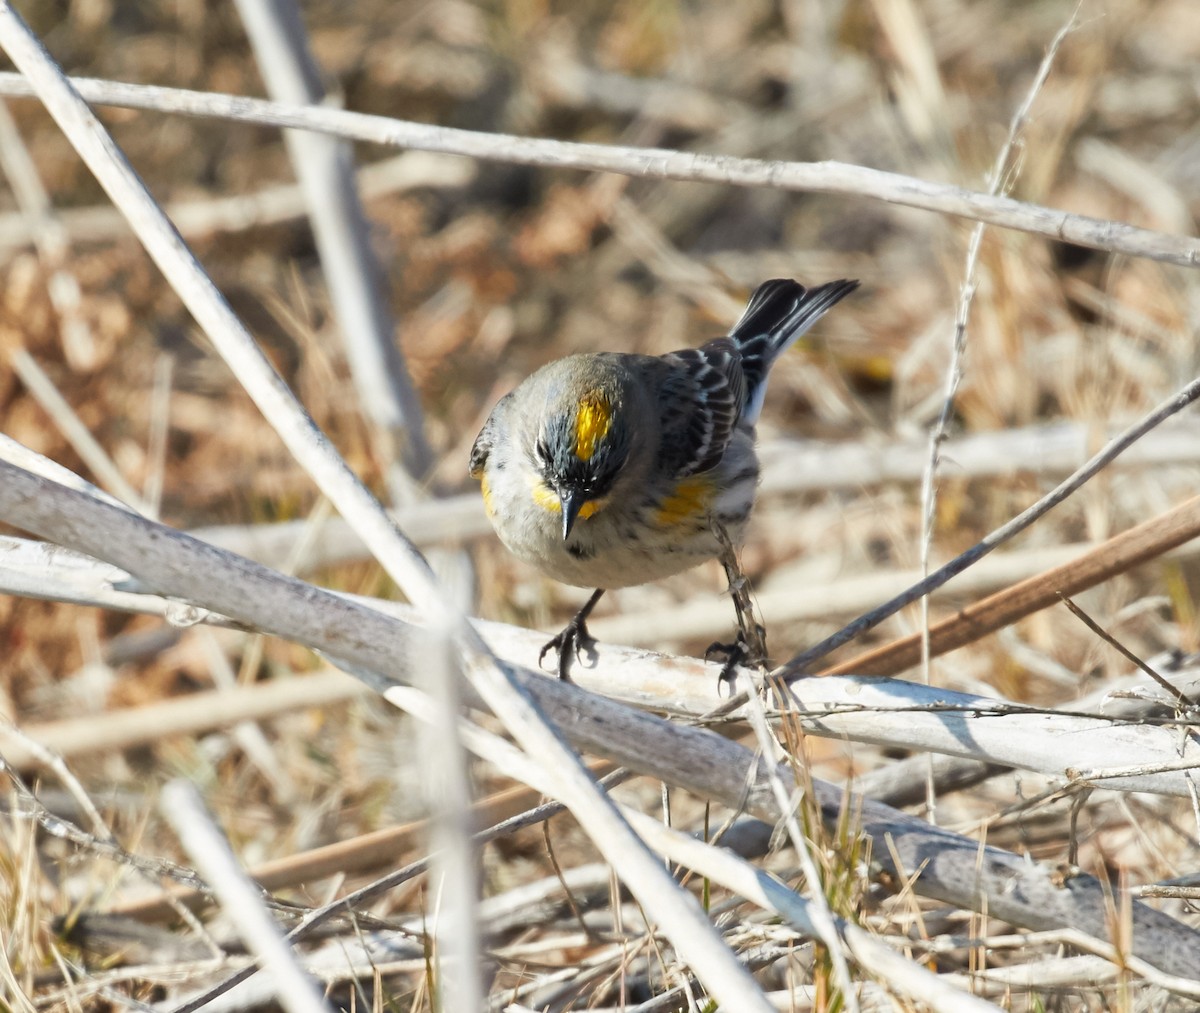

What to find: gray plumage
left=470, top=278, right=859, bottom=591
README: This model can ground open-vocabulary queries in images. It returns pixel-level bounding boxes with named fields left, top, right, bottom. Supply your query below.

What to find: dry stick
left=3, top=463, right=1199, bottom=980
left=712, top=536, right=858, bottom=1012
left=823, top=493, right=1200, bottom=678
left=0, top=748, right=212, bottom=896
left=917, top=232, right=972, bottom=823
left=0, top=100, right=96, bottom=367
left=417, top=691, right=998, bottom=1012
left=107, top=774, right=600, bottom=922
left=777, top=376, right=1200, bottom=681
left=1056, top=595, right=1191, bottom=707
left=0, top=150, right=472, bottom=251
left=182, top=418, right=1200, bottom=574
left=168, top=770, right=631, bottom=1013
left=0, top=735, right=223, bottom=951
left=159, top=781, right=329, bottom=1013
left=234, top=0, right=433, bottom=490
left=0, top=72, right=1194, bottom=267
left=0, top=19, right=1190, bottom=988
left=910, top=0, right=1079, bottom=827
left=0, top=11, right=772, bottom=1008
left=382, top=685, right=992, bottom=1013
left=7, top=527, right=1200, bottom=800
left=0, top=667, right=363, bottom=771
left=758, top=418, right=1200, bottom=495
left=225, top=1, right=481, bottom=905
left=6, top=348, right=147, bottom=510
left=411, top=630, right=481, bottom=1013
left=0, top=432, right=129, bottom=512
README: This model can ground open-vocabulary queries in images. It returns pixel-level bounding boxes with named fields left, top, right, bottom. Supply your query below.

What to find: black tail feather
left=729, top=278, right=860, bottom=421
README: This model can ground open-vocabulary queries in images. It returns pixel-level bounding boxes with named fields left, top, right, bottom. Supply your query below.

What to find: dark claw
left=540, top=616, right=599, bottom=681
left=705, top=639, right=737, bottom=664
left=540, top=589, right=606, bottom=681
left=700, top=619, right=768, bottom=691
left=706, top=636, right=751, bottom=696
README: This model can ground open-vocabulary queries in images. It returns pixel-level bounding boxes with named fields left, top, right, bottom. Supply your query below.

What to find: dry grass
left=1, top=0, right=1199, bottom=1009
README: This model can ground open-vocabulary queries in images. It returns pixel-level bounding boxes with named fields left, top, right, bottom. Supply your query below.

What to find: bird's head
left=531, top=382, right=632, bottom=540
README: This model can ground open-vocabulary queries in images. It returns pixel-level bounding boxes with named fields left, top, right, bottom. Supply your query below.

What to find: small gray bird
left=470, top=279, right=859, bottom=679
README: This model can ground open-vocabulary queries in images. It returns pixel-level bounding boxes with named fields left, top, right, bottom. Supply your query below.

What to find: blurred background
left=4, top=0, right=1197, bottom=674
left=1, top=0, right=1198, bottom=1005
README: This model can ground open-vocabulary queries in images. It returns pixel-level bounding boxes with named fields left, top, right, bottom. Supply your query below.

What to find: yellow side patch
left=479, top=473, right=495, bottom=519
left=573, top=391, right=612, bottom=461
left=655, top=476, right=713, bottom=527
left=530, top=479, right=603, bottom=520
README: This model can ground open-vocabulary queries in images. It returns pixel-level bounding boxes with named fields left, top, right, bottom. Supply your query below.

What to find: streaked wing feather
left=468, top=427, right=491, bottom=478
left=659, top=338, right=746, bottom=477
left=469, top=392, right=513, bottom=477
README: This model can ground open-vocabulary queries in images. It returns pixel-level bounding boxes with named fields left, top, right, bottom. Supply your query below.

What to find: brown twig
left=1057, top=594, right=1191, bottom=707
left=105, top=777, right=586, bottom=923
left=823, top=495, right=1200, bottom=678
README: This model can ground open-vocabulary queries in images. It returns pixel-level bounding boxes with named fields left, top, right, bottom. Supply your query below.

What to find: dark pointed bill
left=559, top=487, right=586, bottom=540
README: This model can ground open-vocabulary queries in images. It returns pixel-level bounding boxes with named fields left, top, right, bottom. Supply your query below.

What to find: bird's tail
left=730, top=278, right=859, bottom=424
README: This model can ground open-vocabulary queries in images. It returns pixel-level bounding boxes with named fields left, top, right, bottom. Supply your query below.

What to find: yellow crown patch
left=573, top=391, right=612, bottom=461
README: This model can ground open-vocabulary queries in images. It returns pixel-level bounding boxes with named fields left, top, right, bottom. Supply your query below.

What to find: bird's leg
left=540, top=588, right=606, bottom=681
left=707, top=521, right=768, bottom=694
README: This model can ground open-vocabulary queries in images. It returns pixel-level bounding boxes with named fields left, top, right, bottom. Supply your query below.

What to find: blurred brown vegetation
left=1, top=0, right=1198, bottom=1008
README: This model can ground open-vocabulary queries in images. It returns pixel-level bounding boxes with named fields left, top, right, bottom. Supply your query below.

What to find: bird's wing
left=469, top=392, right=513, bottom=477
left=658, top=337, right=747, bottom=477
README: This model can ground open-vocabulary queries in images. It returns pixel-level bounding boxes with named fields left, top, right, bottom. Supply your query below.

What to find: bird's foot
left=539, top=589, right=606, bottom=681
left=540, top=616, right=598, bottom=681
left=707, top=623, right=768, bottom=696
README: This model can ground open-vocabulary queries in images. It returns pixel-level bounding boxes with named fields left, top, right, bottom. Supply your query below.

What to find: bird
left=469, top=278, right=860, bottom=680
